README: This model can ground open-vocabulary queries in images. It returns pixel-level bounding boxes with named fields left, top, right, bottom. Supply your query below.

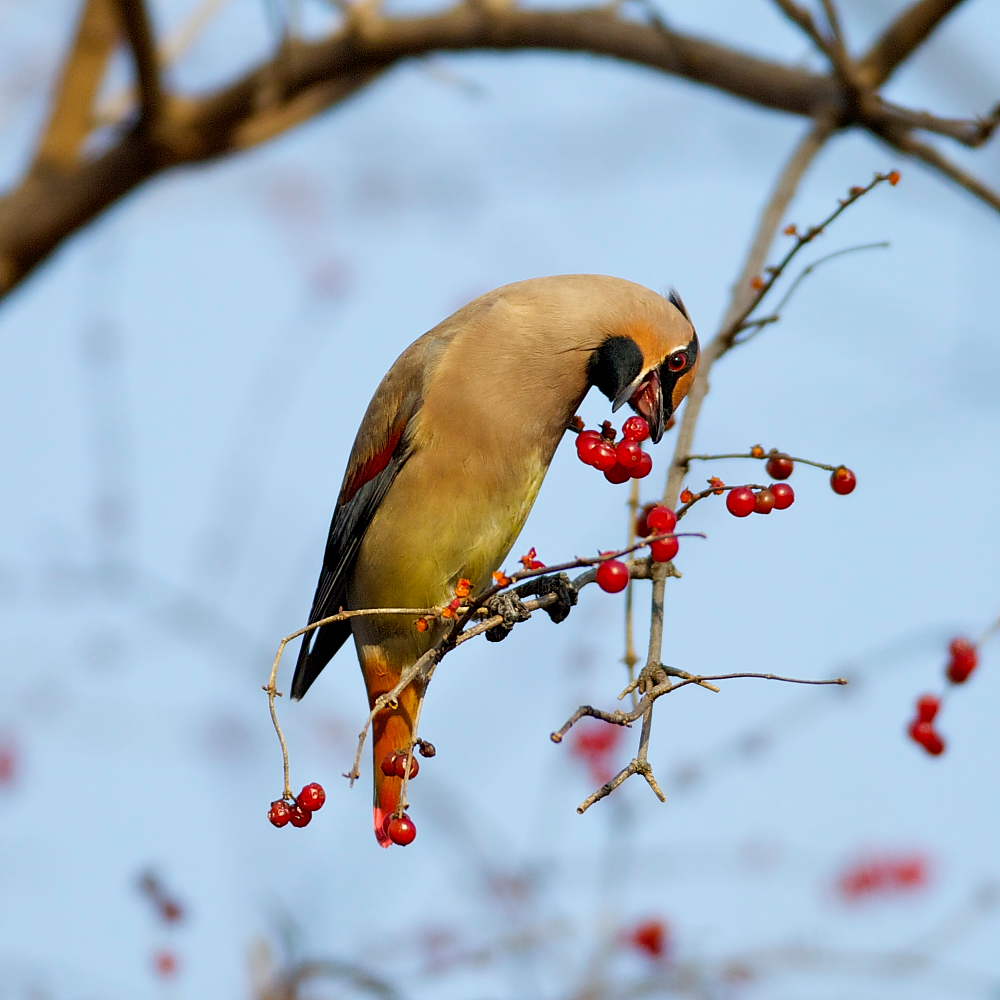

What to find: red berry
left=622, top=416, right=650, bottom=442
left=386, top=813, right=417, bottom=846
left=289, top=805, right=312, bottom=827
left=380, top=753, right=397, bottom=776
left=268, top=800, right=293, bottom=827
left=771, top=482, right=795, bottom=509
left=646, top=505, right=677, bottom=534
left=154, top=950, right=178, bottom=978
left=915, top=694, right=940, bottom=723
left=628, top=919, right=668, bottom=959
left=636, top=503, right=657, bottom=537
left=596, top=559, right=630, bottom=593
left=298, top=782, right=326, bottom=811
left=603, top=463, right=631, bottom=485
left=753, top=488, right=776, bottom=515
left=591, top=442, right=618, bottom=472
left=946, top=638, right=978, bottom=684
left=630, top=450, right=653, bottom=479
left=726, top=487, right=756, bottom=517
left=831, top=466, right=857, bottom=495
left=766, top=454, right=794, bottom=479
left=615, top=439, right=643, bottom=470
left=576, top=431, right=603, bottom=466
left=649, top=537, right=679, bottom=562
left=909, top=720, right=945, bottom=755
left=391, top=753, right=419, bottom=779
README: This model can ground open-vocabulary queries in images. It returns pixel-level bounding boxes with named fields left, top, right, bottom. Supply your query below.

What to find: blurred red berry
left=603, top=463, right=632, bottom=485
left=946, top=637, right=978, bottom=684
left=381, top=753, right=397, bottom=776
left=909, top=721, right=945, bottom=755
left=766, top=454, right=794, bottom=479
left=753, top=488, right=776, bottom=515
left=298, top=782, right=326, bottom=811
left=616, top=440, right=644, bottom=470
left=387, top=813, right=417, bottom=846
left=915, top=694, right=940, bottom=723
left=392, top=753, right=420, bottom=779
left=591, top=442, right=618, bottom=472
left=646, top=506, right=677, bottom=535
left=771, top=483, right=795, bottom=509
left=679, top=488, right=694, bottom=505
left=830, top=466, right=857, bottom=495
left=622, top=416, right=650, bottom=442
left=627, top=919, right=669, bottom=959
left=153, top=950, right=178, bottom=978
left=630, top=451, right=653, bottom=479
left=726, top=487, right=756, bottom=518
left=289, top=805, right=312, bottom=827
left=161, top=900, right=184, bottom=923
left=636, top=503, right=657, bottom=537
left=596, top=559, right=630, bottom=593
left=650, top=537, right=679, bottom=562
left=268, top=800, right=293, bottom=828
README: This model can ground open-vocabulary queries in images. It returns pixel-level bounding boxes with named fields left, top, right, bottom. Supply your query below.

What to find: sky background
left=1, top=1, right=999, bottom=997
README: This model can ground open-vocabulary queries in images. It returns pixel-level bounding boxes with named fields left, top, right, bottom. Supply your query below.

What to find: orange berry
left=708, top=476, right=725, bottom=496
left=750, top=444, right=765, bottom=458
left=783, top=224, right=797, bottom=236
left=415, top=618, right=429, bottom=632
left=888, top=170, right=901, bottom=186
left=679, top=488, right=694, bottom=505
left=750, top=276, right=765, bottom=290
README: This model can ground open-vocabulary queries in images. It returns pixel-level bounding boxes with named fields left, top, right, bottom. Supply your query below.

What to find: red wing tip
left=373, top=806, right=392, bottom=848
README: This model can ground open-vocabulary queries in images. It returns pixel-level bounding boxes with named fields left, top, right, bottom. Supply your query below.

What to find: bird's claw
left=527, top=572, right=578, bottom=624
left=484, top=591, right=531, bottom=642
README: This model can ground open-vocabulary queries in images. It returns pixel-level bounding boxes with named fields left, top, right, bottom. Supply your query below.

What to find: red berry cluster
left=382, top=811, right=417, bottom=846
left=576, top=417, right=653, bottom=484
left=725, top=483, right=795, bottom=517
left=838, top=853, right=929, bottom=900
left=596, top=505, right=682, bottom=593
left=906, top=637, right=981, bottom=756
left=623, top=918, right=670, bottom=960
left=268, top=781, right=326, bottom=829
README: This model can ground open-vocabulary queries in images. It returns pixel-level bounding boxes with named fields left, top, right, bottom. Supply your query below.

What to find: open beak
left=612, top=368, right=665, bottom=443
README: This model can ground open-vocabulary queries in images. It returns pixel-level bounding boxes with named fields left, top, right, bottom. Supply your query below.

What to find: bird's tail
left=367, top=660, right=425, bottom=847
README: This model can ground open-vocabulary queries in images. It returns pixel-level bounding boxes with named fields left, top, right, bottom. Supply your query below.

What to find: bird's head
left=588, top=289, right=699, bottom=443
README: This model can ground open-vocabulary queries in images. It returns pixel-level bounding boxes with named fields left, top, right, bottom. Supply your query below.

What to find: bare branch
left=868, top=97, right=1000, bottom=147
left=883, top=129, right=1000, bottom=213
left=113, top=0, right=162, bottom=123
left=858, top=0, right=968, bottom=87
left=29, top=0, right=118, bottom=175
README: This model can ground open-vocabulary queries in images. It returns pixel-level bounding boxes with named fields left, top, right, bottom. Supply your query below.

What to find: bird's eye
left=666, top=351, right=688, bottom=373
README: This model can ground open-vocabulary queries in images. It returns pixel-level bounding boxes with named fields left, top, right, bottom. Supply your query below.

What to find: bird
left=291, top=274, right=699, bottom=845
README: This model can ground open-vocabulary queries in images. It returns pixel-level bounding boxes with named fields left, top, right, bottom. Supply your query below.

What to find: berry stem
left=684, top=451, right=845, bottom=474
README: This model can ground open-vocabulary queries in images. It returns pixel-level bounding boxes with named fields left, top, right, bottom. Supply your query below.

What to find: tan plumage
left=292, top=274, right=698, bottom=845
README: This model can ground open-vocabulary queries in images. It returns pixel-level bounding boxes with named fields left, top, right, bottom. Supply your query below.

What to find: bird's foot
left=523, top=572, right=578, bottom=624
left=484, top=591, right=531, bottom=642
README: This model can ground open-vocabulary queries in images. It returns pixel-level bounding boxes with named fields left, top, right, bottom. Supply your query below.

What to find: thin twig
left=114, top=0, right=162, bottom=123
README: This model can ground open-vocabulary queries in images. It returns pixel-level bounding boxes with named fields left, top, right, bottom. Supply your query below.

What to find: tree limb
left=113, top=0, right=162, bottom=123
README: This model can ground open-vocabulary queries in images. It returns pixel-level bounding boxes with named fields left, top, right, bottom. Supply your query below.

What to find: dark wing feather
left=290, top=338, right=437, bottom=700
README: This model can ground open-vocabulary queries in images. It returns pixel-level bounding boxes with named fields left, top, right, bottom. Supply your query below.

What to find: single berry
left=646, top=506, right=677, bottom=535
left=596, top=559, right=630, bottom=593
left=753, top=488, right=776, bottom=515
left=915, top=694, right=940, bottom=723
left=679, top=488, right=694, bottom=504
left=909, top=720, right=945, bottom=755
left=726, top=487, right=756, bottom=518
left=622, top=416, right=650, bottom=442
left=154, top=950, right=178, bottom=978
left=771, top=483, right=795, bottom=509
left=604, top=463, right=632, bottom=485
left=830, top=466, right=857, bottom=495
left=750, top=444, right=765, bottom=458
left=946, top=638, right=978, bottom=684
left=391, top=753, right=419, bottom=779
left=298, top=782, right=326, bottom=812
left=380, top=753, right=397, bottom=776
left=591, top=442, right=618, bottom=472
left=268, top=800, right=293, bottom=828
left=161, top=901, right=183, bottom=923
left=766, top=454, right=794, bottom=479
left=630, top=451, right=653, bottom=479
left=649, top=537, right=679, bottom=562
left=386, top=813, right=417, bottom=846
left=289, top=805, right=312, bottom=828
left=708, top=477, right=725, bottom=495
left=615, top=440, right=644, bottom=470
left=628, top=919, right=668, bottom=959
left=576, top=432, right=604, bottom=467
left=636, top=503, right=657, bottom=537
left=417, top=740, right=436, bottom=757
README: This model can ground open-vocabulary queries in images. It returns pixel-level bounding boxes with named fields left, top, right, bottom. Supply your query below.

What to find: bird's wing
left=290, top=336, right=439, bottom=699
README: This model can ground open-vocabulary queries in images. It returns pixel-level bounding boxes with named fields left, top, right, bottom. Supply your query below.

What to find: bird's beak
left=613, top=368, right=665, bottom=443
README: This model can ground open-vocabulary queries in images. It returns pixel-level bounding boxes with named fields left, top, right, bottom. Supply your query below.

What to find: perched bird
left=292, top=274, right=699, bottom=845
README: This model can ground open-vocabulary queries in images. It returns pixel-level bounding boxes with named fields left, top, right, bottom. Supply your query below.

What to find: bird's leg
left=517, top=572, right=579, bottom=624
left=484, top=590, right=532, bottom=642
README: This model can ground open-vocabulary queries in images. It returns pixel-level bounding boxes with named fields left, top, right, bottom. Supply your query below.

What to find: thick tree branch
left=858, top=0, right=968, bottom=87
left=113, top=0, right=162, bottom=123
left=30, top=0, right=118, bottom=175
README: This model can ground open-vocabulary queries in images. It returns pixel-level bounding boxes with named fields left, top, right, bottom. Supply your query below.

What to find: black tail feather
left=290, top=619, right=353, bottom=700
